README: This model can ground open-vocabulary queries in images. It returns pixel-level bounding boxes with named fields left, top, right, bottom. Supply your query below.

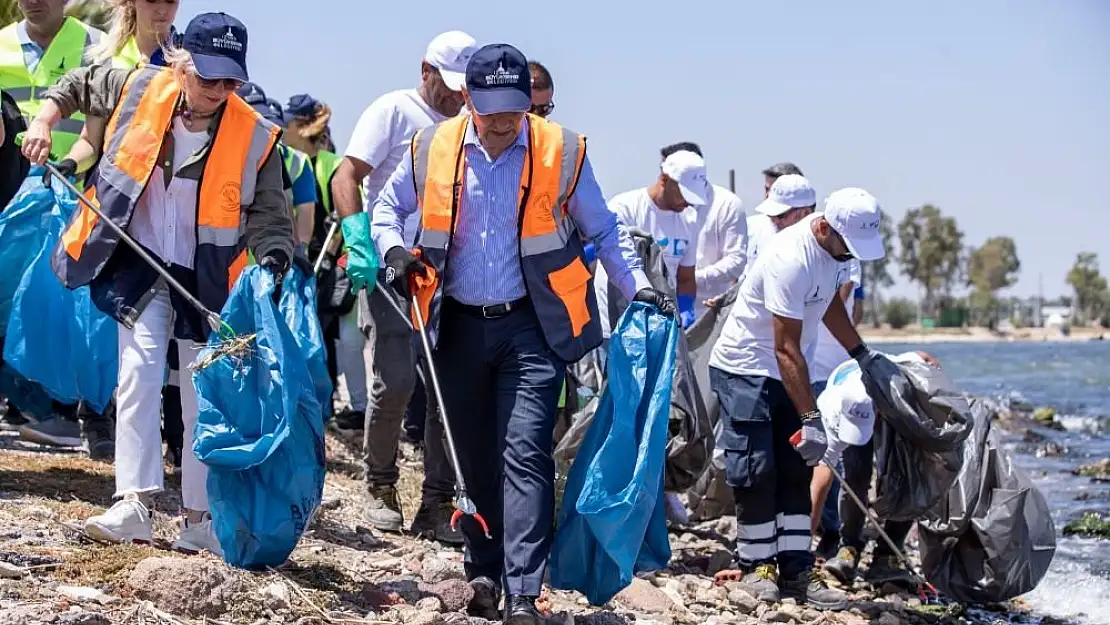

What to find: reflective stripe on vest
left=0, top=18, right=98, bottom=156
left=56, top=66, right=280, bottom=313
left=313, top=150, right=342, bottom=214
left=410, top=114, right=600, bottom=362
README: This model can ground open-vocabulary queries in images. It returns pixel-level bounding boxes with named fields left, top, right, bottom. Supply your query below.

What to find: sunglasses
left=530, top=101, right=555, bottom=118
left=196, top=76, right=243, bottom=91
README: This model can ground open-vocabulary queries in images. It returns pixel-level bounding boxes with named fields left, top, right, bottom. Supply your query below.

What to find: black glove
left=292, top=243, right=313, bottom=276
left=43, top=158, right=78, bottom=187
left=260, top=250, right=290, bottom=303
left=384, top=246, right=428, bottom=297
left=633, top=287, right=676, bottom=316
left=848, top=342, right=873, bottom=365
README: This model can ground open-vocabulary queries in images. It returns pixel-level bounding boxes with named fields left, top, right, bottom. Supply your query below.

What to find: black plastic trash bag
left=860, top=353, right=974, bottom=522
left=917, top=398, right=1056, bottom=603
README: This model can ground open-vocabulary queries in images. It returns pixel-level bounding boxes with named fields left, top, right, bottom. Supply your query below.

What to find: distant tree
left=1066, top=252, right=1109, bottom=325
left=67, top=0, right=113, bottom=32
left=967, top=236, right=1021, bottom=326
left=897, top=204, right=964, bottom=317
left=883, top=297, right=916, bottom=330
left=860, top=210, right=896, bottom=327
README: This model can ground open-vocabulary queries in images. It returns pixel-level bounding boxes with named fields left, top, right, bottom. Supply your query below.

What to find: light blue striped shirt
left=371, top=117, right=650, bottom=307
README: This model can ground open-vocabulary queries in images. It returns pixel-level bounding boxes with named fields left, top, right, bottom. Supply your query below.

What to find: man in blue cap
left=371, top=43, right=674, bottom=625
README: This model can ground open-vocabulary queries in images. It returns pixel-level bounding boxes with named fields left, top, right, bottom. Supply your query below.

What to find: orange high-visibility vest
left=410, top=114, right=600, bottom=362
left=53, top=66, right=280, bottom=319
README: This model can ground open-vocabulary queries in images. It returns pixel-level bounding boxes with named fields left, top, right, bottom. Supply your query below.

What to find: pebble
left=727, top=589, right=759, bottom=614
left=759, top=610, right=791, bottom=623
left=56, top=585, right=117, bottom=605
left=260, top=581, right=291, bottom=610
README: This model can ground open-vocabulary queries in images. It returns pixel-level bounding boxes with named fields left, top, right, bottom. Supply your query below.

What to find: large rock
left=613, top=578, right=676, bottom=614
left=127, top=556, right=245, bottom=618
left=421, top=579, right=474, bottom=613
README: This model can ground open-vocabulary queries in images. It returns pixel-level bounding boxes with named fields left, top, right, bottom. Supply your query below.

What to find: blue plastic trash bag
left=0, top=169, right=59, bottom=337
left=192, top=266, right=326, bottom=569
left=550, top=302, right=679, bottom=605
left=277, top=263, right=332, bottom=412
left=2, top=172, right=118, bottom=412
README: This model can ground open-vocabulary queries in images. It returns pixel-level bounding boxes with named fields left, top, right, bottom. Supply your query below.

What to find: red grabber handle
left=450, top=508, right=492, bottom=539
left=790, top=430, right=802, bottom=446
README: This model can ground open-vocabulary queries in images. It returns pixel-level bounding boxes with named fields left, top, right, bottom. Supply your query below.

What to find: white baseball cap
left=817, top=360, right=875, bottom=447
left=424, top=31, right=478, bottom=92
left=661, top=150, right=710, bottom=206
left=755, top=174, right=816, bottom=216
left=823, top=187, right=885, bottom=261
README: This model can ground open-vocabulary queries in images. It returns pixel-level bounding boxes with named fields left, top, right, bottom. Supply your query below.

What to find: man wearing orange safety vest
left=367, top=44, right=673, bottom=625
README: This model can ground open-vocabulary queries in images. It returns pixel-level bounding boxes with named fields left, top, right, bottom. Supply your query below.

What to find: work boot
left=467, top=576, right=501, bottom=620
left=82, top=413, right=115, bottom=462
left=863, top=555, right=915, bottom=588
left=736, top=563, right=780, bottom=603
left=410, top=500, right=464, bottom=545
left=365, top=484, right=404, bottom=532
left=19, top=417, right=82, bottom=447
left=504, top=595, right=541, bottom=625
left=781, top=569, right=849, bottom=611
left=823, top=546, right=859, bottom=584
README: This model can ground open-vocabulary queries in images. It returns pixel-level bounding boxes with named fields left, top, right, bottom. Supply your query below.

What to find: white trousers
left=336, top=304, right=368, bottom=412
left=114, top=288, right=206, bottom=511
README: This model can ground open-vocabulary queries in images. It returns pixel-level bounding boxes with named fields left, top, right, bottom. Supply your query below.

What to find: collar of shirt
left=462, top=115, right=530, bottom=161
left=16, top=21, right=45, bottom=73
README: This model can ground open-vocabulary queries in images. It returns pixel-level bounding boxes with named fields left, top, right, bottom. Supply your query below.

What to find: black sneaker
left=863, top=555, right=915, bottom=588
left=332, top=408, right=364, bottom=431
left=0, top=405, right=30, bottom=431
left=781, top=568, right=849, bottom=611
left=19, top=416, right=82, bottom=447
left=467, top=576, right=502, bottom=620
left=410, top=500, right=465, bottom=545
left=82, top=412, right=115, bottom=462
left=815, top=530, right=840, bottom=563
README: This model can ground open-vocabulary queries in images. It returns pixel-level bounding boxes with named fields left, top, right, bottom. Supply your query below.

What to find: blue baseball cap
left=284, top=93, right=319, bottom=119
left=236, top=83, right=284, bottom=127
left=182, top=13, right=249, bottom=83
left=465, top=43, right=531, bottom=115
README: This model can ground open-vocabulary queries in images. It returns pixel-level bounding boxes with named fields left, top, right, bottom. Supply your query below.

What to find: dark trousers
left=324, top=315, right=340, bottom=418
left=404, top=371, right=427, bottom=443
left=839, top=439, right=912, bottom=556
left=711, top=367, right=814, bottom=578
left=436, top=301, right=565, bottom=596
left=811, top=380, right=841, bottom=538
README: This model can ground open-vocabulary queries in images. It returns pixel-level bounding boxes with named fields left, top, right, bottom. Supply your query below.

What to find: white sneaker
left=85, top=499, right=153, bottom=544
left=172, top=515, right=224, bottom=558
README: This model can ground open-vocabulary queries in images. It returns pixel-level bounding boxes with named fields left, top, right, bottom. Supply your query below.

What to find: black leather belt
left=446, top=297, right=530, bottom=319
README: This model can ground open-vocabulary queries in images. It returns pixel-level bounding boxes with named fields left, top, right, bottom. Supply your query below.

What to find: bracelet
left=801, top=410, right=820, bottom=421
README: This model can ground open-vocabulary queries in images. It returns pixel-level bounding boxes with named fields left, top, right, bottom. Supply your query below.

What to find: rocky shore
left=0, top=420, right=1096, bottom=625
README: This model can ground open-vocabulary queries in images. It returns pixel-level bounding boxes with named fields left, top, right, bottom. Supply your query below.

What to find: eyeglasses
left=530, top=101, right=555, bottom=118
left=196, top=76, right=243, bottom=91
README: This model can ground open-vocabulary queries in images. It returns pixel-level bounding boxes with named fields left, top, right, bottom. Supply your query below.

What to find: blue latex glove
left=583, top=241, right=597, bottom=265
left=678, top=295, right=696, bottom=328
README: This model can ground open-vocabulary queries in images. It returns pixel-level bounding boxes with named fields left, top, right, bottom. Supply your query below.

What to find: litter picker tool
left=789, top=431, right=940, bottom=602
left=313, top=219, right=340, bottom=275
left=407, top=285, right=491, bottom=539
left=43, top=164, right=253, bottom=369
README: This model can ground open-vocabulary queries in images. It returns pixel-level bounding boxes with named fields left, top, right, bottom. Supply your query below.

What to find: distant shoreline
left=859, top=326, right=1107, bottom=344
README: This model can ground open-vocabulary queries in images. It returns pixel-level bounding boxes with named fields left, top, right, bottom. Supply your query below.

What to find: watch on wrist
left=801, top=410, right=820, bottom=421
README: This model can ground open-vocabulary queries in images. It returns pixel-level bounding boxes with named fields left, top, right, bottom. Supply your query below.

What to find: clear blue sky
left=181, top=0, right=1108, bottom=299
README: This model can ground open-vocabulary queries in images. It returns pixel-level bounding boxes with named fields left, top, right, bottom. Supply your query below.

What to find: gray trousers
left=359, top=278, right=453, bottom=503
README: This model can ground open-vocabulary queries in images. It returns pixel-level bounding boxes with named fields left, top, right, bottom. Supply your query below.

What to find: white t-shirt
left=345, top=89, right=446, bottom=247
left=695, top=185, right=747, bottom=315
left=709, top=214, right=848, bottom=380
left=745, top=213, right=776, bottom=268
left=594, top=188, right=703, bottom=337
left=810, top=259, right=862, bottom=383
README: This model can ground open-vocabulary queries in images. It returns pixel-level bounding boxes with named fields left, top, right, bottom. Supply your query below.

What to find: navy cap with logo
left=235, top=82, right=284, bottom=127
left=464, top=43, right=531, bottom=115
left=182, top=12, right=249, bottom=83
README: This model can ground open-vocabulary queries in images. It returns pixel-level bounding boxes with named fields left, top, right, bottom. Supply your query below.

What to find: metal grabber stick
left=408, top=288, right=492, bottom=539
left=313, top=219, right=340, bottom=275
left=790, top=431, right=939, bottom=601
left=43, top=164, right=230, bottom=337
